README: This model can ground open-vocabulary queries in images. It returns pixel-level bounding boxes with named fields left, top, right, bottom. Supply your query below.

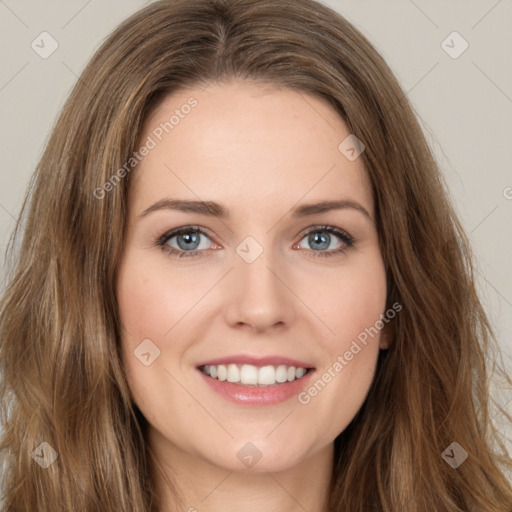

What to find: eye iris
left=177, top=231, right=200, bottom=250
left=309, top=231, right=330, bottom=250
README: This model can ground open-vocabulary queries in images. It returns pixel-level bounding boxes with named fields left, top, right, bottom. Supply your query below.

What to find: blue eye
left=295, top=226, right=355, bottom=257
left=157, top=226, right=214, bottom=259
left=156, top=225, right=355, bottom=259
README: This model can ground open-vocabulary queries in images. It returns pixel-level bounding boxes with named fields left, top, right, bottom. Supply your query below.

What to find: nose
left=223, top=247, right=296, bottom=332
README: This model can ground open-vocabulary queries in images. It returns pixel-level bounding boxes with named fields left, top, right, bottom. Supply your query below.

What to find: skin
left=116, top=79, right=391, bottom=512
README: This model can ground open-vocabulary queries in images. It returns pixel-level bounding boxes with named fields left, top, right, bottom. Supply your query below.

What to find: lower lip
left=197, top=368, right=316, bottom=406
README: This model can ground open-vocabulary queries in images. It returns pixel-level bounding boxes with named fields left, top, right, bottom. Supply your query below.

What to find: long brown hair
left=1, top=0, right=511, bottom=510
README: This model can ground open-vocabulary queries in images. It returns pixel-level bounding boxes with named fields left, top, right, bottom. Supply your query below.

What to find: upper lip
left=196, top=355, right=315, bottom=369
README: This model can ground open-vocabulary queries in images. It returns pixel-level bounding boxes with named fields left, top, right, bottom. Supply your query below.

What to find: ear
left=379, top=321, right=393, bottom=350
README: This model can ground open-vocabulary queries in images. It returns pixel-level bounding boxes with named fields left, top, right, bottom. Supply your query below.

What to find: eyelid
left=296, top=224, right=354, bottom=242
left=157, top=224, right=218, bottom=245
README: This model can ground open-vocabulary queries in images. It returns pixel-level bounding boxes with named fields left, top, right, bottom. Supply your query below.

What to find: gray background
left=0, top=1, right=511, bottom=443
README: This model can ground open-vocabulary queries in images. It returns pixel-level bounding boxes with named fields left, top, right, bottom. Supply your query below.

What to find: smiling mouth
left=198, top=363, right=314, bottom=387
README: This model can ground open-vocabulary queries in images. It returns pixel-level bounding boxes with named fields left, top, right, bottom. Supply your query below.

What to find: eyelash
left=155, top=225, right=356, bottom=259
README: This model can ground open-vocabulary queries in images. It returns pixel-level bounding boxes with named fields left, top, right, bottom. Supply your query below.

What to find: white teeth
left=240, top=364, right=258, bottom=385
left=258, top=365, right=276, bottom=386
left=201, top=363, right=310, bottom=386
left=275, top=365, right=288, bottom=383
left=227, top=364, right=240, bottom=383
left=217, top=364, right=227, bottom=381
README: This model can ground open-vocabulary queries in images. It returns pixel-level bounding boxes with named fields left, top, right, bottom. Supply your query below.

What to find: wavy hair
left=1, top=0, right=511, bottom=510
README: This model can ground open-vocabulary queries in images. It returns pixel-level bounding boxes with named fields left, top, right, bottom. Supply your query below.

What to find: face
left=116, top=80, right=389, bottom=474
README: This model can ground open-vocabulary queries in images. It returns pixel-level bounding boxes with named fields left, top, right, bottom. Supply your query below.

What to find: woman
left=1, top=0, right=511, bottom=510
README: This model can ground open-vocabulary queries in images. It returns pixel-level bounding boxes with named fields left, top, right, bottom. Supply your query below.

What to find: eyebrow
left=138, top=198, right=372, bottom=221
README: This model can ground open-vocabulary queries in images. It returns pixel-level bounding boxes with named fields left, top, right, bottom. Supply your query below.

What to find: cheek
left=116, top=253, right=193, bottom=342
left=299, top=253, right=387, bottom=350
left=295, top=256, right=386, bottom=425
left=116, top=254, right=190, bottom=409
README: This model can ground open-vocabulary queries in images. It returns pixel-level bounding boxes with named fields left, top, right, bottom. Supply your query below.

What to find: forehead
left=128, top=80, right=373, bottom=218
